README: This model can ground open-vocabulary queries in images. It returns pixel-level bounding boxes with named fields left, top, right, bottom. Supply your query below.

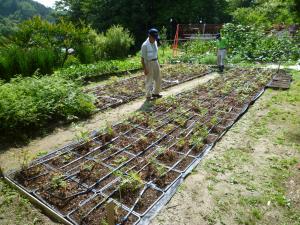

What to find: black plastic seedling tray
left=4, top=68, right=285, bottom=225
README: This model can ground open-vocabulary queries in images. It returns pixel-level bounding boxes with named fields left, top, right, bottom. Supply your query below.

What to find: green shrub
left=222, top=23, right=300, bottom=63
left=184, top=39, right=216, bottom=55
left=199, top=53, right=217, bottom=64
left=101, top=25, right=135, bottom=59
left=77, top=45, right=95, bottom=64
left=0, top=75, right=95, bottom=133
left=64, top=55, right=81, bottom=68
left=55, top=57, right=141, bottom=81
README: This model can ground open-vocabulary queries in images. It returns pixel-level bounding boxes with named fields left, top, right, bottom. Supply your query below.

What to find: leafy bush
left=63, top=55, right=81, bottom=68
left=97, top=25, right=135, bottom=59
left=0, top=16, right=102, bottom=79
left=199, top=53, right=217, bottom=64
left=222, top=23, right=300, bottom=62
left=183, top=39, right=216, bottom=55
left=232, top=0, right=297, bottom=28
left=55, top=57, right=141, bottom=81
left=0, top=75, right=95, bottom=133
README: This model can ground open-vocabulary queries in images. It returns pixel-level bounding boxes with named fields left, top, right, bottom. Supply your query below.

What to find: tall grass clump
left=0, top=45, right=57, bottom=80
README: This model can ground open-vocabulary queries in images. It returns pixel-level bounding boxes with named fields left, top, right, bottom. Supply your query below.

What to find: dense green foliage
left=55, top=0, right=230, bottom=44
left=0, top=45, right=56, bottom=79
left=55, top=57, right=141, bottom=81
left=0, top=0, right=54, bottom=36
left=232, top=0, right=300, bottom=28
left=55, top=0, right=299, bottom=46
left=0, top=17, right=135, bottom=80
left=223, top=23, right=300, bottom=62
left=0, top=75, right=95, bottom=133
left=92, top=25, right=135, bottom=59
left=176, top=23, right=299, bottom=64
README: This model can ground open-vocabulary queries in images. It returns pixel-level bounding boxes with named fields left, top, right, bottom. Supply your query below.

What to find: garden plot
left=88, top=64, right=210, bottom=110
left=5, top=67, right=282, bottom=225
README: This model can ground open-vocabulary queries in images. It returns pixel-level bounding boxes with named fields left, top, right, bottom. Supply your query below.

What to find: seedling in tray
left=109, top=171, right=144, bottom=202
left=100, top=122, right=116, bottom=143
left=112, top=155, right=129, bottom=167
left=189, top=135, right=205, bottom=154
left=77, top=162, right=110, bottom=186
left=128, top=112, right=148, bottom=126
left=140, top=157, right=167, bottom=182
left=50, top=173, right=67, bottom=190
left=173, top=137, right=190, bottom=153
left=18, top=149, right=31, bottom=171
left=156, top=147, right=180, bottom=167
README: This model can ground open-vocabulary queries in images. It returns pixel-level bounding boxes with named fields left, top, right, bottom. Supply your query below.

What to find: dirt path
left=151, top=71, right=300, bottom=225
left=0, top=72, right=218, bottom=173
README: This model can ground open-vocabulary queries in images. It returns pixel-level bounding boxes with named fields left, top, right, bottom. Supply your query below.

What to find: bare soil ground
left=151, top=70, right=300, bottom=225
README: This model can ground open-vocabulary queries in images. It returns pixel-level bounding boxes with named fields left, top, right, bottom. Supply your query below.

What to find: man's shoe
left=218, top=66, right=222, bottom=72
left=152, top=94, right=162, bottom=99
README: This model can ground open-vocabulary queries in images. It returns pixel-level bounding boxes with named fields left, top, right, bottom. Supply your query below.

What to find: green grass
left=0, top=179, right=45, bottom=225
left=202, top=70, right=300, bottom=225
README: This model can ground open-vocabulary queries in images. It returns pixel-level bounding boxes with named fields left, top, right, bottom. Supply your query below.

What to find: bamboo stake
left=106, top=199, right=116, bottom=225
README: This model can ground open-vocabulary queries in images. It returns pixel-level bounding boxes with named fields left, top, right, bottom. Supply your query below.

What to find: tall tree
left=55, top=0, right=231, bottom=45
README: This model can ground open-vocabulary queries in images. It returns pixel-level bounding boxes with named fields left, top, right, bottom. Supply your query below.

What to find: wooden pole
left=106, top=199, right=116, bottom=225
left=0, top=166, right=3, bottom=178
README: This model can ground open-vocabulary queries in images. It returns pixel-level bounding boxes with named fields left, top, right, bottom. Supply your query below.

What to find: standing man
left=216, top=33, right=228, bottom=73
left=141, top=28, right=162, bottom=101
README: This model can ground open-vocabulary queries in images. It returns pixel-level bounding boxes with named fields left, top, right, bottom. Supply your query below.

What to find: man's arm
left=141, top=45, right=148, bottom=75
left=141, top=57, right=148, bottom=75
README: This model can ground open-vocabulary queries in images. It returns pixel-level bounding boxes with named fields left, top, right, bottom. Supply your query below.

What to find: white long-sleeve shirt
left=141, top=38, right=158, bottom=61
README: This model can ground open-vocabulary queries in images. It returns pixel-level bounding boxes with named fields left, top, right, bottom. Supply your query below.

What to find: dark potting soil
left=170, top=142, right=191, bottom=154
left=174, top=156, right=195, bottom=172
left=126, top=138, right=150, bottom=155
left=81, top=204, right=138, bottom=225
left=125, top=127, right=145, bottom=138
left=14, top=164, right=52, bottom=190
left=39, top=181, right=91, bottom=215
left=113, top=123, right=133, bottom=135
left=157, top=150, right=181, bottom=167
left=120, top=158, right=145, bottom=173
left=154, top=170, right=180, bottom=190
left=139, top=163, right=164, bottom=182
left=77, top=162, right=110, bottom=186
left=94, top=173, right=117, bottom=192
left=104, top=152, right=132, bottom=168
left=157, top=136, right=175, bottom=148
left=189, top=144, right=206, bottom=157
left=70, top=194, right=104, bottom=224
left=73, top=141, right=98, bottom=156
left=110, top=184, right=162, bottom=214
left=93, top=147, right=120, bottom=161
left=46, top=152, right=79, bottom=169
left=134, top=188, right=163, bottom=214
left=205, top=134, right=219, bottom=144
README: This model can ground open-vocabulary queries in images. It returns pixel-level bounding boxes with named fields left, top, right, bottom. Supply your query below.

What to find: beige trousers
left=217, top=49, right=227, bottom=66
left=145, top=60, right=161, bottom=97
